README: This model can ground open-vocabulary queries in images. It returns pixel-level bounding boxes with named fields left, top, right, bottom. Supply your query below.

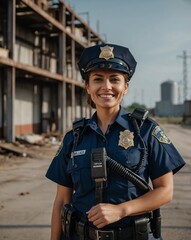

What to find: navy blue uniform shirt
left=46, top=107, right=185, bottom=225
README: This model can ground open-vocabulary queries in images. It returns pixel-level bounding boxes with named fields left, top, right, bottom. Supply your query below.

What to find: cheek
left=86, top=84, right=98, bottom=95
left=118, top=85, right=128, bottom=95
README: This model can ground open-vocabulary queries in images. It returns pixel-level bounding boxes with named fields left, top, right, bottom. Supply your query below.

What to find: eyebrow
left=91, top=74, right=103, bottom=77
left=91, top=73, right=120, bottom=77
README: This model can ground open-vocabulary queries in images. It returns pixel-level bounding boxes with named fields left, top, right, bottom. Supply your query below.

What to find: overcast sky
left=66, top=0, right=191, bottom=108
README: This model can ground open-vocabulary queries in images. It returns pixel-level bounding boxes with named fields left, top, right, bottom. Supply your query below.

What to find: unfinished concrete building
left=0, top=0, right=105, bottom=142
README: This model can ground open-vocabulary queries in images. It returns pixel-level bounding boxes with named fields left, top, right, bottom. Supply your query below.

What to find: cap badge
left=118, top=130, right=134, bottom=149
left=99, top=45, right=114, bottom=60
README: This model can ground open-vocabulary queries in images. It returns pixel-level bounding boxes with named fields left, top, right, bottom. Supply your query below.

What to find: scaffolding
left=0, top=0, right=105, bottom=142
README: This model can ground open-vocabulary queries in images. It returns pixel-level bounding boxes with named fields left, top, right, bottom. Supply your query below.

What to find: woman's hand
left=87, top=171, right=173, bottom=229
left=87, top=203, right=123, bottom=228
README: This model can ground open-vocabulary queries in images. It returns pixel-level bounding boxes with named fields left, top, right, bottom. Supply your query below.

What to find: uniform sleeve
left=148, top=124, right=185, bottom=180
left=45, top=132, right=73, bottom=188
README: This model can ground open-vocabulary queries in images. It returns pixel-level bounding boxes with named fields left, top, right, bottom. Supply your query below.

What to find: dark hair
left=85, top=71, right=129, bottom=109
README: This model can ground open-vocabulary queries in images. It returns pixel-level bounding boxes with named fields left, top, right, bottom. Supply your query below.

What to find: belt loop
left=76, top=218, right=87, bottom=240
left=118, top=227, right=122, bottom=240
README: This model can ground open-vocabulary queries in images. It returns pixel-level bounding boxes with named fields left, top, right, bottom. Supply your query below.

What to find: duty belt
left=79, top=225, right=134, bottom=240
left=61, top=204, right=150, bottom=240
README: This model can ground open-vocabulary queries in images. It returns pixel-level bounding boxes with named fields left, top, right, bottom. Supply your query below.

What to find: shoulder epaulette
left=73, top=118, right=86, bottom=131
left=130, top=108, right=149, bottom=132
left=131, top=108, right=149, bottom=124
left=72, top=117, right=89, bottom=147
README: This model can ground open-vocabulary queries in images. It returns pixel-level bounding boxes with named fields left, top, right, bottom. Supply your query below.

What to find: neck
left=96, top=106, right=120, bottom=134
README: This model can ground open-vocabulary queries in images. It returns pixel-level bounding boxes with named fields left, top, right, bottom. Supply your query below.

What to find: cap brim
left=86, top=62, right=129, bottom=75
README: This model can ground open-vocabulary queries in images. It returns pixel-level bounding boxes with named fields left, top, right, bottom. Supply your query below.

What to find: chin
left=98, top=103, right=118, bottom=109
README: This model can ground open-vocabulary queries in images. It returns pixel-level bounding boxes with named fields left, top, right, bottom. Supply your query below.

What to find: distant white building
left=155, top=80, right=184, bottom=117
left=161, top=80, right=178, bottom=104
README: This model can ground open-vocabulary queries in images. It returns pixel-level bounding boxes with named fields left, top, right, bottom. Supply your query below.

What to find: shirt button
left=102, top=138, right=106, bottom=142
left=74, top=164, right=78, bottom=168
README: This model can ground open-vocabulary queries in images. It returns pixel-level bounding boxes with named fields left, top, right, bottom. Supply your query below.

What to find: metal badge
left=152, top=126, right=171, bottom=144
left=99, top=45, right=114, bottom=60
left=118, top=130, right=134, bottom=149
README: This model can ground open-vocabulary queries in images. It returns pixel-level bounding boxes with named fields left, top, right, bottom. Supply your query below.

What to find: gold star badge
left=99, top=45, right=114, bottom=60
left=118, top=130, right=134, bottom=149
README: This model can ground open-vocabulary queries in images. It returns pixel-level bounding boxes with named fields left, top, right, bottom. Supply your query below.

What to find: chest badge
left=118, top=130, right=134, bottom=149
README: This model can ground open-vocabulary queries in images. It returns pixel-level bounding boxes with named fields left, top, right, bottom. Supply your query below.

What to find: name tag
left=73, top=150, right=86, bottom=157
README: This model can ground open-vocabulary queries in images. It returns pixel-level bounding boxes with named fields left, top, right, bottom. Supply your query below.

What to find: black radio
left=91, top=148, right=107, bottom=181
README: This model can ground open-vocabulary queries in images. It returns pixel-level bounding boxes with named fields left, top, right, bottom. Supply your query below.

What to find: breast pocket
left=112, top=147, right=144, bottom=168
left=67, top=155, right=94, bottom=196
left=112, top=147, right=148, bottom=188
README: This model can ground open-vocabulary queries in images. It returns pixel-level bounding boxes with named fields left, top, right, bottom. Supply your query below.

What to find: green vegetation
left=124, top=102, right=183, bottom=125
left=124, top=102, right=148, bottom=113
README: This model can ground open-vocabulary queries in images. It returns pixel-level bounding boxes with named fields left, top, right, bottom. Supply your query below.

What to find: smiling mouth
left=98, top=94, right=115, bottom=99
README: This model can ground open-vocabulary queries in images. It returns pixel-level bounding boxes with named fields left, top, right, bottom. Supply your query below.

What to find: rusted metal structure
left=0, top=0, right=105, bottom=142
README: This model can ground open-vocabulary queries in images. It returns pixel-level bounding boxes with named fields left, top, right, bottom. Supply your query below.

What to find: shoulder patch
left=152, top=126, right=171, bottom=144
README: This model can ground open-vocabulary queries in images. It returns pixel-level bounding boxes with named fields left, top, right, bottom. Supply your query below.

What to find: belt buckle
left=95, top=229, right=115, bottom=240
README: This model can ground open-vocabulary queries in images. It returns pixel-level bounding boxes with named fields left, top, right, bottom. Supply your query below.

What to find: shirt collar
left=115, top=107, right=130, bottom=129
left=87, top=106, right=130, bottom=130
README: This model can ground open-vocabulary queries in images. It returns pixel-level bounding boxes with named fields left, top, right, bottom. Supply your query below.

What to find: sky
left=65, top=0, right=191, bottom=108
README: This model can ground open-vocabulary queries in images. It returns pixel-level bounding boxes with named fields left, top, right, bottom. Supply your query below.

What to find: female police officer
left=46, top=44, right=185, bottom=240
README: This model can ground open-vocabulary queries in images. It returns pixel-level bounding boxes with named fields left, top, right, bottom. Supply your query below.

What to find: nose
left=102, top=79, right=112, bottom=90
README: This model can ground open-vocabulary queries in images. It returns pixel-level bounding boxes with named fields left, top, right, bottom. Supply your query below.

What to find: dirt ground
left=0, top=124, right=191, bottom=240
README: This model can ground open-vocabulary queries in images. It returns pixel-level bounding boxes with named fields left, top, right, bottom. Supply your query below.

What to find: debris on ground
left=0, top=133, right=63, bottom=167
left=16, top=134, right=44, bottom=145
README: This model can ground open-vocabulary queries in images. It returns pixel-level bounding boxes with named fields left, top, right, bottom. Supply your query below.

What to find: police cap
left=78, top=43, right=137, bottom=81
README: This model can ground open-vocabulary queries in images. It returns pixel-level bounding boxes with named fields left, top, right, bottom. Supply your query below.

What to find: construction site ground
left=0, top=124, right=191, bottom=240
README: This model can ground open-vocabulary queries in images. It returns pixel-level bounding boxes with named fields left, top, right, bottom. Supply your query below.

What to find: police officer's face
left=86, top=70, right=128, bottom=110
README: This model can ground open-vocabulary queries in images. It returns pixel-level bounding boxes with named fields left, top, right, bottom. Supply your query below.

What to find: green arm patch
left=152, top=126, right=171, bottom=144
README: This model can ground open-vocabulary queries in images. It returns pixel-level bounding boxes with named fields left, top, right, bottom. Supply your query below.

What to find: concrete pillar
left=58, top=81, right=66, bottom=133
left=57, top=3, right=66, bottom=133
left=6, top=0, right=15, bottom=142
left=71, top=12, right=76, bottom=122
left=6, top=68, right=15, bottom=142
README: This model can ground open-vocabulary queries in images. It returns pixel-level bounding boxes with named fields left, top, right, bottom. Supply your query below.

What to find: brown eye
left=110, top=78, right=120, bottom=83
left=94, top=77, right=102, bottom=82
